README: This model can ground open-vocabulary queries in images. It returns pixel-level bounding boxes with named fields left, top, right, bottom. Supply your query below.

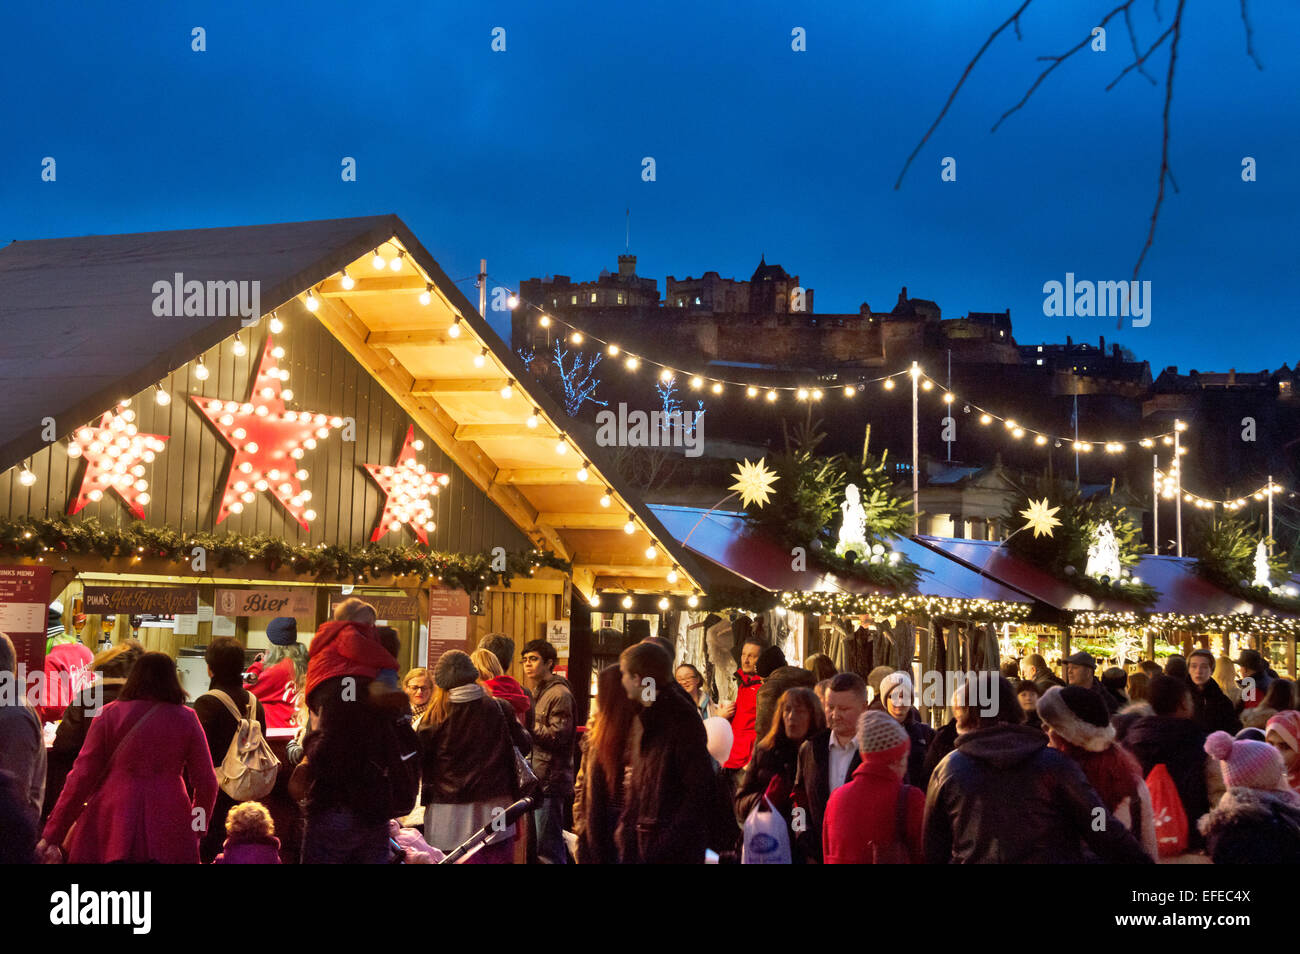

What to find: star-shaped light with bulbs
left=363, top=425, right=448, bottom=544
left=1018, top=498, right=1062, bottom=539
left=193, top=334, right=340, bottom=530
left=66, top=403, right=169, bottom=518
left=729, top=458, right=779, bottom=509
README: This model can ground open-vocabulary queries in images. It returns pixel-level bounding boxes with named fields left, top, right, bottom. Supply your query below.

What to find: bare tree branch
left=1123, top=4, right=1158, bottom=84
left=1105, top=21, right=1175, bottom=90
left=1128, top=0, right=1186, bottom=305
left=894, top=0, right=1035, bottom=190
left=1241, top=0, right=1264, bottom=69
left=992, top=2, right=1138, bottom=133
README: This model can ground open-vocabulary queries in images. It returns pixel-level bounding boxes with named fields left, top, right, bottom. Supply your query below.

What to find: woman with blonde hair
left=470, top=648, right=504, bottom=682
left=1214, top=655, right=1241, bottom=706
left=472, top=646, right=530, bottom=725
left=403, top=667, right=435, bottom=731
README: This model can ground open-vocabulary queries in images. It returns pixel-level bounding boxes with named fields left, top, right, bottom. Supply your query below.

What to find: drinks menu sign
left=0, top=565, right=53, bottom=673
left=426, top=588, right=470, bottom=669
left=329, top=593, right=419, bottom=621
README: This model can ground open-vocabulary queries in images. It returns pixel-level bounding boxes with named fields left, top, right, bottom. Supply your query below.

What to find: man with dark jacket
left=523, top=638, right=575, bottom=864
left=923, top=675, right=1151, bottom=864
left=1234, top=649, right=1274, bottom=714
left=194, top=636, right=267, bottom=863
left=1186, top=649, right=1240, bottom=735
left=793, top=672, right=869, bottom=862
left=617, top=641, right=716, bottom=863
left=1026, top=653, right=1065, bottom=696
left=1063, top=651, right=1119, bottom=716
left=1123, top=673, right=1225, bottom=853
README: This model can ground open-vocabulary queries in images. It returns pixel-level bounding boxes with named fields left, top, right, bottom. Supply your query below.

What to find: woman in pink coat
left=39, top=652, right=218, bottom=864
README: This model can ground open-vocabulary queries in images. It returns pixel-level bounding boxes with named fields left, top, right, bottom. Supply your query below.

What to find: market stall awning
left=647, top=506, right=1033, bottom=606
left=1134, top=554, right=1294, bottom=618
left=0, top=215, right=708, bottom=598
left=912, top=535, right=1134, bottom=613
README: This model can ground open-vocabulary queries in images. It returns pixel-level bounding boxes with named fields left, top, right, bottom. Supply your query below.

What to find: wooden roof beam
left=454, top=423, right=550, bottom=441
left=367, top=329, right=460, bottom=347
left=538, top=512, right=635, bottom=530
left=412, top=378, right=511, bottom=396
left=319, top=275, right=429, bottom=297
left=495, top=468, right=588, bottom=486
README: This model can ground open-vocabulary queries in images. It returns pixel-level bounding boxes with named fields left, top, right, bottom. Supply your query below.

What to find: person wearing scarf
left=1037, top=686, right=1158, bottom=859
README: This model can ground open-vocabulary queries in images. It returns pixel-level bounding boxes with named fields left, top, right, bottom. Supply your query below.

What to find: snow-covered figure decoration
left=836, top=483, right=868, bottom=560
left=1085, top=521, right=1122, bottom=581
left=1253, top=540, right=1271, bottom=588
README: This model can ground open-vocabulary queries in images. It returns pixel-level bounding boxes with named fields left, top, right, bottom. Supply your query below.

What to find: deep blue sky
left=3, top=0, right=1296, bottom=373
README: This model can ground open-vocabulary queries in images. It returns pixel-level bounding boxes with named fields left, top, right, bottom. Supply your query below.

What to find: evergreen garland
left=0, top=516, right=569, bottom=592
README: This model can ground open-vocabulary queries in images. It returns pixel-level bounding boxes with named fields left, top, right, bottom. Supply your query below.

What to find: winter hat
left=756, top=645, right=787, bottom=679
left=878, top=671, right=913, bottom=708
left=1205, top=730, right=1285, bottom=791
left=856, top=709, right=910, bottom=762
left=433, top=650, right=480, bottom=690
left=867, top=665, right=895, bottom=697
left=1265, top=711, right=1300, bottom=756
left=1036, top=686, right=1114, bottom=751
left=1235, top=727, right=1267, bottom=743
left=1234, top=649, right=1266, bottom=674
left=1061, top=650, right=1096, bottom=670
left=266, top=617, right=297, bottom=646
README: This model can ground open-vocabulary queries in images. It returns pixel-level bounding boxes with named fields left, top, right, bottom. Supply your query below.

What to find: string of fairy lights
left=493, top=278, right=1183, bottom=452
left=1154, top=467, right=1286, bottom=511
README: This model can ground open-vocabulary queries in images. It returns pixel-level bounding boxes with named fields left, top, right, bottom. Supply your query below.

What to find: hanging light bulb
left=844, top=385, right=856, bottom=397
left=194, top=357, right=209, bottom=380
left=711, top=382, right=723, bottom=394
left=576, top=462, right=589, bottom=482
left=657, top=596, right=670, bottom=610
left=766, top=390, right=777, bottom=402
left=269, top=311, right=284, bottom=333
left=607, top=343, right=620, bottom=356
left=506, top=294, right=518, bottom=310
left=500, top=379, right=515, bottom=400
left=390, top=250, right=405, bottom=271
left=570, top=330, right=583, bottom=345
left=305, top=290, right=319, bottom=311
left=667, top=567, right=679, bottom=584
left=232, top=333, right=247, bottom=357
left=66, top=441, right=83, bottom=458
left=420, top=283, right=432, bottom=306
left=746, top=386, right=758, bottom=399
left=600, top=490, right=612, bottom=508
left=474, top=348, right=487, bottom=368
left=625, top=355, right=639, bottom=371
left=980, top=414, right=992, bottom=425
left=690, top=376, right=703, bottom=390
left=18, top=463, right=36, bottom=486
left=884, top=378, right=895, bottom=390
left=539, top=314, right=551, bottom=327
left=644, top=545, right=656, bottom=561
left=340, top=268, right=355, bottom=291
left=623, top=517, right=635, bottom=534
left=555, top=436, right=568, bottom=455
left=687, top=593, right=699, bottom=609
left=372, top=249, right=386, bottom=269
left=921, top=379, right=933, bottom=391
left=659, top=368, right=673, bottom=382
left=621, top=594, right=634, bottom=610
left=154, top=384, right=171, bottom=406
left=526, top=409, right=539, bottom=429
left=590, top=593, right=601, bottom=609
left=448, top=317, right=462, bottom=338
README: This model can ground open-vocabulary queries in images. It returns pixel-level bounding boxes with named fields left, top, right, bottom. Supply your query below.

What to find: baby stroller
left=388, top=797, right=535, bottom=864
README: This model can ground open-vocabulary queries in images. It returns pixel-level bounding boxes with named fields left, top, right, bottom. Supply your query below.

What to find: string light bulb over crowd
left=1154, top=467, right=1285, bottom=511
left=496, top=281, right=1181, bottom=452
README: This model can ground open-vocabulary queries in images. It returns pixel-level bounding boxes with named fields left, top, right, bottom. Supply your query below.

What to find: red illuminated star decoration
left=66, top=403, right=169, bottom=519
left=362, top=425, right=448, bottom=544
left=192, top=334, right=341, bottom=530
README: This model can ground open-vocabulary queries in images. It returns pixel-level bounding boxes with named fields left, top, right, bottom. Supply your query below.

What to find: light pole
left=911, top=362, right=920, bottom=535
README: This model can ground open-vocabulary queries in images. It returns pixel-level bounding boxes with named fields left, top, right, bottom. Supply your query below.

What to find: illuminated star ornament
left=1019, top=498, right=1062, bottom=539
left=193, top=334, right=341, bottom=529
left=730, top=458, right=779, bottom=509
left=362, top=424, right=448, bottom=544
left=66, top=403, right=168, bottom=519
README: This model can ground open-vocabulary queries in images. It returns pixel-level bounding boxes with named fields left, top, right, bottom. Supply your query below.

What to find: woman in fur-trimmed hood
left=1198, top=730, right=1300, bottom=863
left=1037, top=686, right=1158, bottom=859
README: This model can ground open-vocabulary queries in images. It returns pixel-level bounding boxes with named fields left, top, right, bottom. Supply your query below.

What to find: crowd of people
left=3, top=606, right=1300, bottom=864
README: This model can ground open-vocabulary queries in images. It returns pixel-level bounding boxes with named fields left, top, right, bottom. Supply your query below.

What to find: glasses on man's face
left=522, top=655, right=542, bottom=664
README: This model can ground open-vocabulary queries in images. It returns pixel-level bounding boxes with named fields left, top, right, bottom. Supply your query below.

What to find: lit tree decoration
left=193, top=334, right=339, bottom=530
left=363, top=424, right=448, bottom=544
left=1085, top=521, right=1122, bottom=581
left=553, top=340, right=606, bottom=416
left=66, top=403, right=168, bottom=518
left=1018, top=498, right=1062, bottom=539
left=1252, top=540, right=1271, bottom=588
left=729, top=458, right=779, bottom=509
left=836, top=483, right=869, bottom=560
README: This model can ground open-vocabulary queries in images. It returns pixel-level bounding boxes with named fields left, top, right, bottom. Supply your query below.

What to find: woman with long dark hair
left=734, top=687, right=824, bottom=860
left=573, top=665, right=638, bottom=863
left=38, top=652, right=218, bottom=863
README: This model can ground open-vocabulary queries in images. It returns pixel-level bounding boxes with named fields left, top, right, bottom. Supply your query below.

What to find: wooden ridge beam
left=319, top=275, right=429, bottom=297
left=454, top=423, right=549, bottom=441
left=367, top=329, right=460, bottom=347
left=538, top=512, right=634, bottom=530
left=412, top=378, right=510, bottom=395
left=495, top=468, right=588, bottom=486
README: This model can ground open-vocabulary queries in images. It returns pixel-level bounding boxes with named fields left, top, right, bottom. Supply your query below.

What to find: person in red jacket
left=823, top=710, right=924, bottom=864
left=302, top=599, right=398, bottom=710
left=246, top=617, right=307, bottom=730
left=40, top=604, right=94, bottom=722
left=719, top=636, right=764, bottom=785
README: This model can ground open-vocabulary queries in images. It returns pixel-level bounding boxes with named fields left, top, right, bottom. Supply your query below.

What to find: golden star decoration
left=730, top=458, right=779, bottom=509
left=1019, top=498, right=1062, bottom=538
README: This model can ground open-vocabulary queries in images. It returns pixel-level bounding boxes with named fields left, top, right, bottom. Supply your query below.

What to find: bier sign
left=215, top=588, right=316, bottom=618
left=84, top=585, right=199, bottom=615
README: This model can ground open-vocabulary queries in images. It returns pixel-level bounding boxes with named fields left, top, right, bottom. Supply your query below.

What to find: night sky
left=3, top=0, right=1296, bottom=373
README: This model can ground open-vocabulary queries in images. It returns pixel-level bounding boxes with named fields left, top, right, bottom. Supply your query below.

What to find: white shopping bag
left=742, top=796, right=791, bottom=864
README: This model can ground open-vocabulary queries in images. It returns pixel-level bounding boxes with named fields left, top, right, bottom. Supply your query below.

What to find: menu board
left=0, top=565, right=53, bottom=675
left=426, top=588, right=470, bottom=670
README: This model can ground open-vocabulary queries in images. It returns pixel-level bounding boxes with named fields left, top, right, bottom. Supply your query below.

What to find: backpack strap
left=203, top=689, right=245, bottom=723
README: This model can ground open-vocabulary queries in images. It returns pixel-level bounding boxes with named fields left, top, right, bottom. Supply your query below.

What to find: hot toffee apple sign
left=192, top=334, right=339, bottom=530
left=66, top=404, right=168, bottom=519
left=362, top=424, right=447, bottom=545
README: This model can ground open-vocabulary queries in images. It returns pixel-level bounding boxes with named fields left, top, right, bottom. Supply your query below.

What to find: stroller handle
left=438, top=796, right=535, bottom=864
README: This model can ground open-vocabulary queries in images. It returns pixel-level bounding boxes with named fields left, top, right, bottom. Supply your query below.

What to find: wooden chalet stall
left=0, top=216, right=707, bottom=705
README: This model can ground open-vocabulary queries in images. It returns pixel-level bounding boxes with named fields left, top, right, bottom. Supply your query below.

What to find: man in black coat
left=1185, top=649, right=1240, bottom=735
left=616, top=642, right=716, bottom=864
left=1063, top=651, right=1119, bottom=716
left=793, top=672, right=868, bottom=862
left=923, top=675, right=1151, bottom=864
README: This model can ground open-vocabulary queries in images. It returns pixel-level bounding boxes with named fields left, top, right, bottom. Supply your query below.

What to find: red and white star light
left=66, top=403, right=169, bottom=519
left=193, top=334, right=340, bottom=530
left=363, top=424, right=448, bottom=544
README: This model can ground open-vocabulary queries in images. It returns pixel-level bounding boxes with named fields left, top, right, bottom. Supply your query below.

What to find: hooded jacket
left=1198, top=787, right=1300, bottom=864
left=1188, top=676, right=1240, bottom=736
left=214, top=834, right=283, bottom=864
left=486, top=674, right=531, bottom=727
left=1122, top=714, right=1215, bottom=850
left=303, top=620, right=397, bottom=707
left=529, top=672, right=576, bottom=796
left=923, top=723, right=1151, bottom=864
